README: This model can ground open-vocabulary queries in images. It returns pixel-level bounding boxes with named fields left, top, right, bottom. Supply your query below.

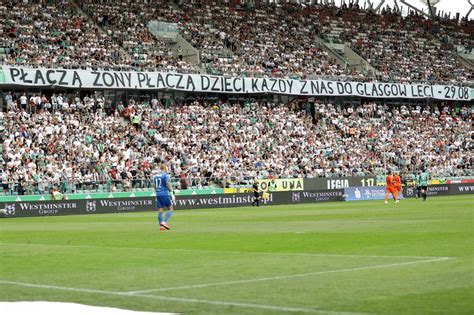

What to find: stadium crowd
left=1, top=0, right=471, bottom=83
left=0, top=1, right=472, bottom=195
left=0, top=1, right=125, bottom=69
left=148, top=2, right=357, bottom=79
left=317, top=4, right=472, bottom=84
left=80, top=1, right=198, bottom=73
left=1, top=93, right=472, bottom=194
left=0, top=0, right=197, bottom=72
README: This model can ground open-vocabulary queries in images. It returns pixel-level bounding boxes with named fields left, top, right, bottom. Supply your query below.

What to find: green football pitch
left=1, top=196, right=473, bottom=314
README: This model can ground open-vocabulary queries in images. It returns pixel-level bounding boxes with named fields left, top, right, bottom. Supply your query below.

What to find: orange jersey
left=393, top=175, right=401, bottom=187
left=386, top=175, right=394, bottom=188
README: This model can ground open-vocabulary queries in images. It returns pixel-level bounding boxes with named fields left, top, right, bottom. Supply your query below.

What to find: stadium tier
left=0, top=96, right=472, bottom=196
left=0, top=0, right=472, bottom=83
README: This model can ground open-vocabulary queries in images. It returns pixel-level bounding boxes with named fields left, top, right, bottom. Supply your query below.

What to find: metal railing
left=1, top=174, right=472, bottom=197
left=0, top=176, right=263, bottom=197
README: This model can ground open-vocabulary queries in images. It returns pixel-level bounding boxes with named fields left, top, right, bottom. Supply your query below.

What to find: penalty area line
left=127, top=257, right=453, bottom=294
left=0, top=280, right=364, bottom=315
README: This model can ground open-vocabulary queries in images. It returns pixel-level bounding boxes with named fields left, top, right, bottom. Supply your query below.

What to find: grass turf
left=0, top=196, right=473, bottom=314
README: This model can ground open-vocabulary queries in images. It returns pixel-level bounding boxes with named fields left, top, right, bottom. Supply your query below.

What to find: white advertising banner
left=1, top=65, right=471, bottom=101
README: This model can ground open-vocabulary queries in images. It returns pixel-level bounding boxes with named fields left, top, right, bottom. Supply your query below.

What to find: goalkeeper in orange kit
left=384, top=170, right=399, bottom=204
left=393, top=172, right=402, bottom=199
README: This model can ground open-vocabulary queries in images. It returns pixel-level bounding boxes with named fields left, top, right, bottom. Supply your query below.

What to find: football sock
left=164, top=210, right=173, bottom=222
left=158, top=212, right=163, bottom=224
left=422, top=193, right=427, bottom=201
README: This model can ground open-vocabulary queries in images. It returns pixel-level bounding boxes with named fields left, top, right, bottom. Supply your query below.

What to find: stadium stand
left=0, top=1, right=472, bottom=195
left=148, top=2, right=356, bottom=79
left=316, top=4, right=472, bottom=84
left=1, top=1, right=471, bottom=82
left=80, top=1, right=199, bottom=73
left=0, top=94, right=471, bottom=195
left=0, top=1, right=126, bottom=69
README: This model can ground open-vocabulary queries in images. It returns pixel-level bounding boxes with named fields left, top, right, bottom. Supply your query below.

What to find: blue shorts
left=156, top=194, right=172, bottom=209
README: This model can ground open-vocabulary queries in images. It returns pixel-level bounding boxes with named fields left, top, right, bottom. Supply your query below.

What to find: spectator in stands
left=0, top=94, right=471, bottom=195
left=1, top=1, right=471, bottom=83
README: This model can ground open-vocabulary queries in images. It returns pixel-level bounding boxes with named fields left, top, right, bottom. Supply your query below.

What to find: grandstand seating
left=1, top=96, right=472, bottom=195
left=316, top=6, right=472, bottom=83
left=0, top=1, right=472, bottom=195
left=80, top=1, right=198, bottom=73
left=1, top=1, right=471, bottom=82
left=0, top=1, right=125, bottom=69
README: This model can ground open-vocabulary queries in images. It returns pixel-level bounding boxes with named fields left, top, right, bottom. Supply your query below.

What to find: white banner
left=1, top=65, right=471, bottom=101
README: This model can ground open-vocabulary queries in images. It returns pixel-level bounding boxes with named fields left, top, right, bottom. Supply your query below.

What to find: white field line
left=126, top=257, right=452, bottom=294
left=0, top=242, right=452, bottom=260
left=299, top=220, right=449, bottom=223
left=0, top=280, right=365, bottom=315
left=221, top=215, right=449, bottom=222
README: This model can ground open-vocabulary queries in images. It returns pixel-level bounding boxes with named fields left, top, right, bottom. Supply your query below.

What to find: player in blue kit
left=153, top=164, right=174, bottom=231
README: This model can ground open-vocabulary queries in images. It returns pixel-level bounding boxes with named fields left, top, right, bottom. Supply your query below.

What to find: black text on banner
left=1, top=66, right=472, bottom=101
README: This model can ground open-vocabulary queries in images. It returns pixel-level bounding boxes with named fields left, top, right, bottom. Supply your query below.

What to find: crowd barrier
left=0, top=176, right=376, bottom=200
left=0, top=182, right=472, bottom=218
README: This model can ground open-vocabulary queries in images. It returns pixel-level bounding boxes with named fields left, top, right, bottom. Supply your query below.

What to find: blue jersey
left=153, top=172, right=170, bottom=196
